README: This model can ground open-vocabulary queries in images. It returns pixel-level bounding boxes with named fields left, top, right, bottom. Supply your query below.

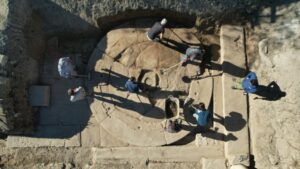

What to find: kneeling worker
left=68, top=86, right=87, bottom=102
left=125, top=77, right=140, bottom=93
left=192, top=102, right=210, bottom=131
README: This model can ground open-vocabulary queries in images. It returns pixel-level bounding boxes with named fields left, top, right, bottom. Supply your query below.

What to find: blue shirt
left=242, top=72, right=258, bottom=93
left=193, top=109, right=209, bottom=126
left=125, top=80, right=139, bottom=93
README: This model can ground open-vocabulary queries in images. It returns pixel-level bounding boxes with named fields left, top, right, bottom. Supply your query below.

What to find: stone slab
left=100, top=126, right=129, bottom=147
left=100, top=110, right=167, bottom=146
left=0, top=76, right=10, bottom=98
left=212, top=72, right=225, bottom=136
left=195, top=133, right=224, bottom=147
left=0, top=54, right=8, bottom=67
left=7, top=126, right=81, bottom=147
left=164, top=119, right=196, bottom=145
left=0, top=105, right=8, bottom=134
left=89, top=99, right=110, bottom=123
left=202, top=158, right=227, bottom=169
left=220, top=25, right=249, bottom=166
left=188, top=71, right=213, bottom=106
left=92, top=146, right=224, bottom=162
left=81, top=115, right=101, bottom=147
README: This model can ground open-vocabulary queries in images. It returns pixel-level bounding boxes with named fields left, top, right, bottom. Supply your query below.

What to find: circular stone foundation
left=86, top=19, right=213, bottom=146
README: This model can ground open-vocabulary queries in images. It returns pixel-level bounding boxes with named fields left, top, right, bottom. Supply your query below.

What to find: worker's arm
left=160, top=28, right=165, bottom=39
left=160, top=33, right=163, bottom=40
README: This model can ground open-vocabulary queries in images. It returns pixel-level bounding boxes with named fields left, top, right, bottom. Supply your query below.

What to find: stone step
left=7, top=125, right=81, bottom=147
left=100, top=109, right=195, bottom=146
left=220, top=25, right=249, bottom=166
left=212, top=72, right=226, bottom=135
left=91, top=146, right=224, bottom=163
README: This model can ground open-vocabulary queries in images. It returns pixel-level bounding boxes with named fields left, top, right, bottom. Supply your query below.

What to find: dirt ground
left=246, top=1, right=300, bottom=168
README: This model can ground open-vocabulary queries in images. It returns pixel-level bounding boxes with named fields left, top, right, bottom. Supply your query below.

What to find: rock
left=0, top=54, right=8, bottom=67
left=0, top=76, right=10, bottom=97
left=230, top=164, right=247, bottom=169
left=0, top=0, right=8, bottom=30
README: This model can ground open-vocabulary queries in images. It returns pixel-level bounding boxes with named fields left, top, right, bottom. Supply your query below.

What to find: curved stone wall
left=31, top=0, right=258, bottom=35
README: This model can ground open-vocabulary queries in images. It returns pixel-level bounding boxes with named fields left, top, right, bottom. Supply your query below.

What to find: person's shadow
left=254, top=81, right=286, bottom=101
left=159, top=37, right=189, bottom=54
left=214, top=112, right=246, bottom=132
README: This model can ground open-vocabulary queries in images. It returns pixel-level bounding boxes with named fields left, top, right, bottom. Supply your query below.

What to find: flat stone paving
left=220, top=25, right=249, bottom=166
left=87, top=19, right=213, bottom=146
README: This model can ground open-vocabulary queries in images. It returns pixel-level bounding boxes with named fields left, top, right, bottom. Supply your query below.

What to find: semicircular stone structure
left=86, top=19, right=213, bottom=146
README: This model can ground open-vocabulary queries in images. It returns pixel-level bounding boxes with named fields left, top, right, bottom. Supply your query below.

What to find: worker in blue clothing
left=146, top=18, right=167, bottom=41
left=125, top=76, right=140, bottom=93
left=192, top=103, right=210, bottom=130
left=242, top=72, right=259, bottom=94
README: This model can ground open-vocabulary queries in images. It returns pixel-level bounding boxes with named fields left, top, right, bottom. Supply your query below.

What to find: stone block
left=81, top=115, right=101, bottom=147
left=220, top=25, right=249, bottom=166
left=0, top=106, right=8, bottom=133
left=0, top=76, right=10, bottom=97
left=0, top=54, right=8, bottom=67
left=7, top=135, right=65, bottom=147
left=100, top=114, right=166, bottom=146
left=188, top=73, right=213, bottom=106
left=99, top=126, right=129, bottom=147
left=195, top=134, right=223, bottom=147
left=7, top=126, right=81, bottom=147
left=213, top=74, right=225, bottom=133
left=227, top=154, right=249, bottom=167
left=202, top=158, right=227, bottom=169
left=92, top=146, right=224, bottom=162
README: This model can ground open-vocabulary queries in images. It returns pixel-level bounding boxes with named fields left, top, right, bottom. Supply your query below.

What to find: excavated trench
left=6, top=8, right=221, bottom=141
left=0, top=0, right=264, bottom=167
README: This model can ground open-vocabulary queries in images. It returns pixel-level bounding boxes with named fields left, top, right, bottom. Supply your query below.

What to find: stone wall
left=30, top=0, right=258, bottom=35
left=0, top=0, right=45, bottom=134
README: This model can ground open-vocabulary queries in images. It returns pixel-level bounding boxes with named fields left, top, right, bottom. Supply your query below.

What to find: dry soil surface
left=246, top=1, right=300, bottom=169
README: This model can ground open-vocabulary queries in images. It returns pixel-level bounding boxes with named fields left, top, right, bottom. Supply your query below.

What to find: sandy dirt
left=246, top=1, right=300, bottom=168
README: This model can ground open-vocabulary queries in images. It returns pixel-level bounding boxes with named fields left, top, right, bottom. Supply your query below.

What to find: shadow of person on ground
left=93, top=92, right=165, bottom=119
left=254, top=81, right=286, bottom=101
left=102, top=68, right=128, bottom=91
left=182, top=72, right=223, bottom=83
left=159, top=37, right=189, bottom=54
left=200, top=128, right=238, bottom=142
left=250, top=0, right=298, bottom=28
left=96, top=69, right=188, bottom=99
left=214, top=112, right=246, bottom=132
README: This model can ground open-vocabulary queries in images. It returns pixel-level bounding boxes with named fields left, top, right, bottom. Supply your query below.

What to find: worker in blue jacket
left=125, top=77, right=140, bottom=93
left=242, top=72, right=259, bottom=94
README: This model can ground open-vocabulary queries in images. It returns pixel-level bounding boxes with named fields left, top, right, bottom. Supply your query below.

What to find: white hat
left=161, top=18, right=167, bottom=25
